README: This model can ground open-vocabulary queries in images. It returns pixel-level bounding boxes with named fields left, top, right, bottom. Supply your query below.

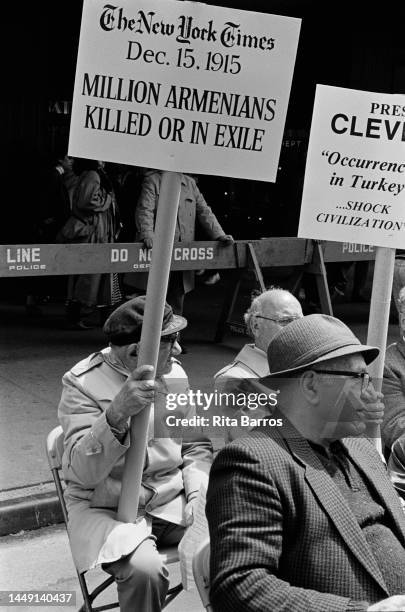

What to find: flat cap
left=103, top=296, right=187, bottom=346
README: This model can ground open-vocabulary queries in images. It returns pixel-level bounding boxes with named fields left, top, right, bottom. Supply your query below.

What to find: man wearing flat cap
left=58, top=296, right=213, bottom=612
left=207, top=314, right=405, bottom=612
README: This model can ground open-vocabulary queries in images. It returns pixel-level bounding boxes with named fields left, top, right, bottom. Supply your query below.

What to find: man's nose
left=171, top=341, right=182, bottom=356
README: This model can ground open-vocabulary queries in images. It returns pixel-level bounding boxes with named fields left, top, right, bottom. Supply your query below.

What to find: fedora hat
left=103, top=296, right=187, bottom=346
left=262, top=314, right=379, bottom=380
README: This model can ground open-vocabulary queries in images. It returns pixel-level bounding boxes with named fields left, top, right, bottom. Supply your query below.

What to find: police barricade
left=0, top=239, right=376, bottom=277
left=0, top=239, right=376, bottom=339
left=0, top=239, right=309, bottom=277
left=322, top=241, right=376, bottom=262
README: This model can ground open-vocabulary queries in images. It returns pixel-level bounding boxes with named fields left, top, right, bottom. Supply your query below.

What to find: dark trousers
left=166, top=272, right=185, bottom=315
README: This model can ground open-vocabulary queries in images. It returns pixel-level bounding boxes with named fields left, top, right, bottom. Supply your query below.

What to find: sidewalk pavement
left=0, top=275, right=399, bottom=536
left=0, top=523, right=204, bottom=612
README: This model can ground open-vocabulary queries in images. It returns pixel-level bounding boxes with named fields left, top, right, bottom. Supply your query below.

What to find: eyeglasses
left=312, top=369, right=371, bottom=394
left=160, top=332, right=179, bottom=344
left=255, top=314, right=301, bottom=326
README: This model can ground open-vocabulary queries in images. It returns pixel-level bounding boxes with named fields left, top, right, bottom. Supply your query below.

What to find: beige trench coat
left=58, top=349, right=212, bottom=572
left=214, top=344, right=273, bottom=442
left=214, top=344, right=269, bottom=385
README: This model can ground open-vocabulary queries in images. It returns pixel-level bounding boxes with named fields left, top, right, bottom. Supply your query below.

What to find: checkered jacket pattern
left=206, top=424, right=405, bottom=612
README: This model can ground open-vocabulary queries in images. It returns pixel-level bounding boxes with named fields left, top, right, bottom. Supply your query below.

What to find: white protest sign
left=69, top=0, right=301, bottom=181
left=298, top=85, right=405, bottom=248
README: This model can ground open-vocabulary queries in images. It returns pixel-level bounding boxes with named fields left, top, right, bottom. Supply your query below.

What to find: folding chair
left=192, top=539, right=212, bottom=612
left=46, top=426, right=183, bottom=612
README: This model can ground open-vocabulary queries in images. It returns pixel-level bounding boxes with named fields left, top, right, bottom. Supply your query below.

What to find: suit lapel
left=344, top=438, right=405, bottom=548
left=283, top=430, right=388, bottom=594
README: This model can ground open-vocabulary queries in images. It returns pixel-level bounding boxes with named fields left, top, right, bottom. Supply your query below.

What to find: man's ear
left=251, top=317, right=260, bottom=339
left=300, top=370, right=320, bottom=405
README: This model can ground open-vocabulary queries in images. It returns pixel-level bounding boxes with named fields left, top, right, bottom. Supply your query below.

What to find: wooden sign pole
left=118, top=171, right=181, bottom=522
left=366, top=246, right=396, bottom=452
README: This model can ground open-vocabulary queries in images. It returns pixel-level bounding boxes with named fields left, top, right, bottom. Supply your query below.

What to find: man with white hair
left=213, top=287, right=303, bottom=440
left=215, top=288, right=303, bottom=388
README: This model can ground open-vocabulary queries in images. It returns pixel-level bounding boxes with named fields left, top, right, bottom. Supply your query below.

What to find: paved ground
left=0, top=524, right=204, bottom=612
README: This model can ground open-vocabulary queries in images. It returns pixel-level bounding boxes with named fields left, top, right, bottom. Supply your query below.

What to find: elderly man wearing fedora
left=58, top=296, right=213, bottom=612
left=206, top=314, right=405, bottom=612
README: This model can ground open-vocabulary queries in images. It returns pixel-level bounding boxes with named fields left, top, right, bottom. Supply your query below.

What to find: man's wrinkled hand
left=143, top=237, right=153, bottom=249
left=107, top=365, right=155, bottom=427
left=359, top=387, right=384, bottom=424
left=218, top=234, right=234, bottom=245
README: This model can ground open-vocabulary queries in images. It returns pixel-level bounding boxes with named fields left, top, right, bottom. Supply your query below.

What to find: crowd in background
left=2, top=145, right=390, bottom=333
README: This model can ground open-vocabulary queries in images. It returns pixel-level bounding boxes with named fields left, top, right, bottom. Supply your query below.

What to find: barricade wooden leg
left=289, top=269, right=304, bottom=296
left=247, top=243, right=266, bottom=293
left=214, top=270, right=242, bottom=343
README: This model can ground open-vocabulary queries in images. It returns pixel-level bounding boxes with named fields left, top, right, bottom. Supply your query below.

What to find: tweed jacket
left=206, top=420, right=405, bottom=612
left=382, top=339, right=405, bottom=450
left=214, top=344, right=272, bottom=442
left=134, top=171, right=225, bottom=293
left=58, top=348, right=213, bottom=572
